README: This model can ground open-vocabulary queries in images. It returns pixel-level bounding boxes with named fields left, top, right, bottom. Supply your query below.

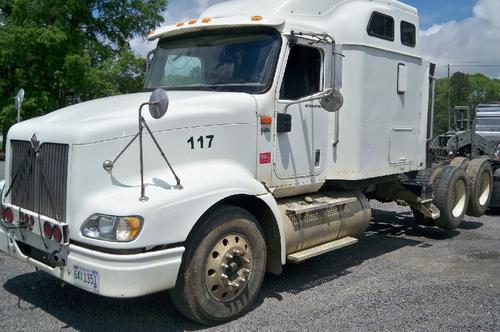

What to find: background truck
left=0, top=0, right=499, bottom=326
left=476, top=103, right=500, bottom=143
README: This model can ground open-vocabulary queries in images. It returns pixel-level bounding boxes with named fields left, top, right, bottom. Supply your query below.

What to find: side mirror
left=14, top=88, right=25, bottom=123
left=149, top=88, right=169, bottom=119
left=320, top=43, right=344, bottom=112
left=320, top=88, right=343, bottom=112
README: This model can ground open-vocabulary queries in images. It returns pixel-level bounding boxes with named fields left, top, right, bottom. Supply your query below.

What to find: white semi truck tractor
left=1, top=0, right=499, bottom=325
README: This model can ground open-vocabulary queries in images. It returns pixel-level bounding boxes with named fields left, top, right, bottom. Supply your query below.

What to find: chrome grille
left=10, top=140, right=69, bottom=222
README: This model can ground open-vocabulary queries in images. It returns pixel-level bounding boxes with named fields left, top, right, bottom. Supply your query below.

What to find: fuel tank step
left=287, top=236, right=358, bottom=263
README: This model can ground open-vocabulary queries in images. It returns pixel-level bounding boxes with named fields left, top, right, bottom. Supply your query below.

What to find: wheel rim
left=478, top=171, right=492, bottom=206
left=452, top=179, right=467, bottom=218
left=205, top=233, right=253, bottom=302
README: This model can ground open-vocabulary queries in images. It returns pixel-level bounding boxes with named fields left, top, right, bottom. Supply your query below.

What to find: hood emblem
left=30, top=133, right=40, bottom=152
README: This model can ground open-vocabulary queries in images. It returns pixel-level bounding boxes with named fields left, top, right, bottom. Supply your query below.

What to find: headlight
left=81, top=214, right=143, bottom=242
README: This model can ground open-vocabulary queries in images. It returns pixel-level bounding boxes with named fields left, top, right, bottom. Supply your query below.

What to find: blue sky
left=405, top=0, right=476, bottom=29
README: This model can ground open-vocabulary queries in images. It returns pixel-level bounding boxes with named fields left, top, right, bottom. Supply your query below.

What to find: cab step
left=287, top=236, right=358, bottom=263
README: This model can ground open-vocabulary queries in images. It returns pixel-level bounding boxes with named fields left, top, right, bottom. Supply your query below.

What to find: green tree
left=432, top=72, right=500, bottom=136
left=0, top=0, right=167, bottom=144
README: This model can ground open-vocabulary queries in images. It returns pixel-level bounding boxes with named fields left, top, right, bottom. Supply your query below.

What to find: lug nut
left=221, top=263, right=229, bottom=269
left=221, top=274, right=228, bottom=280
left=225, top=253, right=233, bottom=260
left=232, top=249, right=241, bottom=255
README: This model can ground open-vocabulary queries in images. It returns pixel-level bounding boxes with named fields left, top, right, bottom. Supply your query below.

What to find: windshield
left=476, top=117, right=500, bottom=132
left=144, top=29, right=282, bottom=93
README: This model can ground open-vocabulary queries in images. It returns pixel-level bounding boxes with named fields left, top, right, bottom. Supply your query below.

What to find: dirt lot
left=0, top=162, right=499, bottom=331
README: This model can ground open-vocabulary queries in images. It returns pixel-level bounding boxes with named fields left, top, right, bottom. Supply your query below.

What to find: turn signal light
left=4, top=208, right=13, bottom=223
left=261, top=116, right=272, bottom=125
left=43, top=222, right=53, bottom=239
left=52, top=225, right=62, bottom=243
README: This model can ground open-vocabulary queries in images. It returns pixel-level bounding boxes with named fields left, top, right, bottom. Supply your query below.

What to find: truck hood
left=8, top=91, right=257, bottom=145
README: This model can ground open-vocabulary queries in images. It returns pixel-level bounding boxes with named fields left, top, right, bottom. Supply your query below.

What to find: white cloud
left=420, top=0, right=500, bottom=77
left=420, top=24, right=443, bottom=37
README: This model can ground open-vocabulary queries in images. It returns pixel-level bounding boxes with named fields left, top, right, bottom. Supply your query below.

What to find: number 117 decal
left=187, top=135, right=214, bottom=150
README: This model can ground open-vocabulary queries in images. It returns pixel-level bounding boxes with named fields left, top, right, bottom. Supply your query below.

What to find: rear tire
left=466, top=159, right=493, bottom=217
left=411, top=166, right=443, bottom=226
left=169, top=206, right=266, bottom=325
left=450, top=157, right=470, bottom=170
left=433, top=166, right=469, bottom=230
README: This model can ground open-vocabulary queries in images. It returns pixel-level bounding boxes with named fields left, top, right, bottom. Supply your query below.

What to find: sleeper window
left=280, top=45, right=322, bottom=100
left=401, top=21, right=416, bottom=47
left=367, top=12, right=394, bottom=41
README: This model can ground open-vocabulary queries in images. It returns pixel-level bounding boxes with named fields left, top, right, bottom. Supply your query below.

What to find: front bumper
left=0, top=226, right=184, bottom=298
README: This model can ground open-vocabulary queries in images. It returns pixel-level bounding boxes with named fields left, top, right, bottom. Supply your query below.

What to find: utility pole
left=447, top=64, right=451, bottom=131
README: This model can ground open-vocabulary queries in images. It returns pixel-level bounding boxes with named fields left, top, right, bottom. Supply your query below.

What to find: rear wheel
left=411, top=166, right=443, bottom=226
left=450, top=157, right=470, bottom=170
left=466, top=159, right=493, bottom=217
left=433, top=166, right=469, bottom=230
left=169, top=206, right=266, bottom=325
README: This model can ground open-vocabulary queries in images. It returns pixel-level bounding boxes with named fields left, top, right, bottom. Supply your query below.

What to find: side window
left=401, top=21, right=416, bottom=47
left=367, top=12, right=394, bottom=41
left=161, top=55, right=202, bottom=86
left=280, top=45, right=322, bottom=100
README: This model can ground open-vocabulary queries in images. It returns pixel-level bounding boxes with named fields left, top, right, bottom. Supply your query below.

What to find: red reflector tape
left=259, top=152, right=271, bottom=164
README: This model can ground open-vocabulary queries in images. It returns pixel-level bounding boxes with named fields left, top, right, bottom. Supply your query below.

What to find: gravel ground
left=0, top=162, right=499, bottom=331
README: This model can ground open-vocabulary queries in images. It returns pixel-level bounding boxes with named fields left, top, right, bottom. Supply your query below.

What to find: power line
left=436, top=63, right=500, bottom=68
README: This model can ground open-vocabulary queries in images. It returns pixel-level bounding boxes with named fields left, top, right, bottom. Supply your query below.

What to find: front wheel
left=170, top=206, right=267, bottom=325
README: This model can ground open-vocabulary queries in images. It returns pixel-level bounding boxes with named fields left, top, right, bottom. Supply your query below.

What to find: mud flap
left=490, top=174, right=500, bottom=208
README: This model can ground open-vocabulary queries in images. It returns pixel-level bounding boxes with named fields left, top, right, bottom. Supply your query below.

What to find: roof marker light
left=251, top=15, right=263, bottom=21
left=188, top=19, right=198, bottom=25
left=202, top=17, right=212, bottom=23
left=176, top=21, right=185, bottom=27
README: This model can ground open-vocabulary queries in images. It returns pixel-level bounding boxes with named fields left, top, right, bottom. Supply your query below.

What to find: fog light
left=52, top=225, right=62, bottom=242
left=43, top=222, right=53, bottom=238
left=4, top=208, right=13, bottom=223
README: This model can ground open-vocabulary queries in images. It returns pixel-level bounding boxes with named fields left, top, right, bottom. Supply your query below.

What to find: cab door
left=273, top=40, right=331, bottom=180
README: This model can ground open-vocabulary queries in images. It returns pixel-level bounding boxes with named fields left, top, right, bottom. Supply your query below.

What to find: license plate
left=73, top=266, right=99, bottom=293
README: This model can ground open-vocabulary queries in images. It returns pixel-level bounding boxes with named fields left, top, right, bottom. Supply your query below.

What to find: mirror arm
left=283, top=89, right=333, bottom=114
left=103, top=98, right=182, bottom=202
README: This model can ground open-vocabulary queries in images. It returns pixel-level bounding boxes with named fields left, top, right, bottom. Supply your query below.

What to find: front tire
left=170, top=206, right=267, bottom=325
